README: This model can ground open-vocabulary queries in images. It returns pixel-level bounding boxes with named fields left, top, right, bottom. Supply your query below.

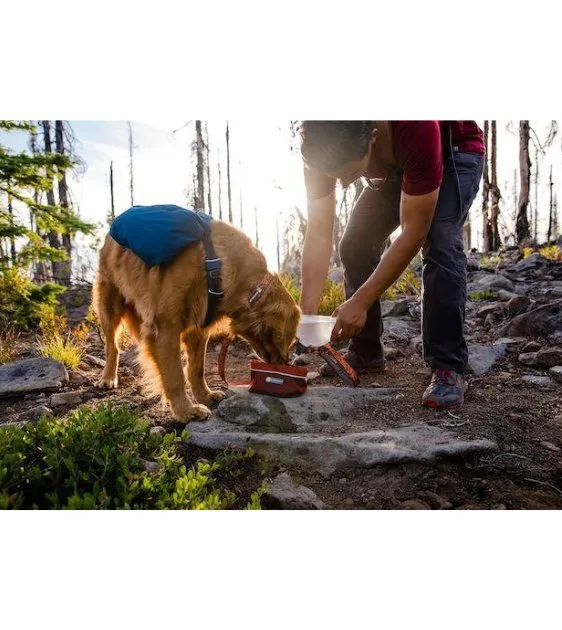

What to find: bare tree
left=548, top=165, right=554, bottom=242
left=195, top=120, right=205, bottom=211
left=481, top=121, right=491, bottom=251
left=109, top=161, right=115, bottom=225
left=217, top=150, right=223, bottom=221
left=55, top=120, right=72, bottom=285
left=489, top=120, right=502, bottom=250
left=128, top=121, right=135, bottom=206
left=226, top=122, right=232, bottom=223
left=516, top=121, right=531, bottom=244
left=205, top=122, right=212, bottom=216
left=42, top=120, right=65, bottom=283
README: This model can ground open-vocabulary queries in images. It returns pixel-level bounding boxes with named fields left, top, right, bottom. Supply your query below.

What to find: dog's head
left=230, top=274, right=301, bottom=365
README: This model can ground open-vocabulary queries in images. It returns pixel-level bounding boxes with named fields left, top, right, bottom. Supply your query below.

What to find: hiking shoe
left=319, top=349, right=385, bottom=376
left=422, top=369, right=468, bottom=409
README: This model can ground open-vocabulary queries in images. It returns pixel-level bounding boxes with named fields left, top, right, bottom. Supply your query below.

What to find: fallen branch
left=523, top=478, right=562, bottom=497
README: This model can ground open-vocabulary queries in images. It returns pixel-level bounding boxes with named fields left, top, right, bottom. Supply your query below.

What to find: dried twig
left=523, top=478, right=562, bottom=497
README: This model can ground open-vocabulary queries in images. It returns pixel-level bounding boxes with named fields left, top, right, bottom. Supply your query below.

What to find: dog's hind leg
left=93, top=276, right=125, bottom=389
left=182, top=328, right=226, bottom=407
left=144, top=325, right=212, bottom=423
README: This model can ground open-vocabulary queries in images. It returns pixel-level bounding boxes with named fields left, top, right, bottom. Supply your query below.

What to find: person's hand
left=330, top=297, right=367, bottom=343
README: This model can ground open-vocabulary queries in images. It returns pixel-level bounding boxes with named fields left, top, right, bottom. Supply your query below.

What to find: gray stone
left=293, top=354, right=312, bottom=366
left=548, top=366, right=562, bottom=384
left=306, top=371, right=321, bottom=383
left=503, top=299, right=562, bottom=341
left=493, top=337, right=525, bottom=349
left=0, top=357, right=68, bottom=398
left=263, top=472, right=325, bottom=509
left=150, top=426, right=167, bottom=435
left=522, top=341, right=542, bottom=353
left=69, top=371, right=89, bottom=386
left=540, top=441, right=561, bottom=452
left=506, top=295, right=532, bottom=317
left=410, top=335, right=423, bottom=353
left=468, top=344, right=507, bottom=375
left=84, top=354, right=106, bottom=368
left=140, top=459, right=159, bottom=473
left=401, top=500, right=431, bottom=510
left=478, top=303, right=504, bottom=319
left=120, top=347, right=140, bottom=373
left=382, top=317, right=420, bottom=342
left=26, top=406, right=54, bottom=421
left=188, top=423, right=498, bottom=478
left=50, top=391, right=83, bottom=407
left=518, top=352, right=538, bottom=366
left=521, top=375, right=553, bottom=389
left=208, top=386, right=401, bottom=434
left=497, top=289, right=518, bottom=301
left=381, top=298, right=411, bottom=318
left=474, top=273, right=515, bottom=293
left=534, top=347, right=562, bottom=368
left=513, top=253, right=548, bottom=273
left=419, top=491, right=453, bottom=510
left=6, top=406, right=16, bottom=415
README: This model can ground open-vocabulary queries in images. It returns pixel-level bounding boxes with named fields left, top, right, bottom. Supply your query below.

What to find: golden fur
left=92, top=219, right=301, bottom=423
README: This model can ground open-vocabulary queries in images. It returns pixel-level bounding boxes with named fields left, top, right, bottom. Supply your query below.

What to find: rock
left=401, top=500, right=431, bottom=510
left=263, top=472, right=325, bottom=509
left=188, top=421, right=498, bottom=478
left=6, top=406, right=16, bottom=415
left=383, top=346, right=404, bottom=361
left=497, top=289, right=518, bottom=301
left=522, top=341, right=542, bottom=353
left=306, top=371, right=321, bottom=383
left=540, top=441, right=561, bottom=452
left=410, top=335, right=423, bottom=354
left=84, top=354, right=106, bottom=368
left=419, top=491, right=453, bottom=510
left=381, top=298, right=411, bottom=318
left=26, top=406, right=54, bottom=421
left=69, top=370, right=89, bottom=386
left=506, top=295, right=532, bottom=317
left=473, top=273, right=514, bottom=293
left=467, top=251, right=481, bottom=271
left=502, top=299, right=562, bottom=342
left=468, top=344, right=507, bottom=375
left=343, top=498, right=355, bottom=507
left=150, top=426, right=167, bottom=435
left=493, top=337, right=525, bottom=349
left=534, top=347, right=562, bottom=368
left=518, top=352, right=538, bottom=366
left=140, top=459, right=159, bottom=473
left=478, top=303, right=504, bottom=318
left=513, top=253, right=548, bottom=273
left=120, top=347, right=140, bottom=373
left=383, top=317, right=420, bottom=342
left=549, top=366, right=562, bottom=384
left=50, top=391, right=83, bottom=407
left=293, top=354, right=312, bottom=366
left=0, top=357, right=69, bottom=398
left=545, top=287, right=562, bottom=299
left=521, top=375, right=553, bottom=389
left=212, top=386, right=401, bottom=433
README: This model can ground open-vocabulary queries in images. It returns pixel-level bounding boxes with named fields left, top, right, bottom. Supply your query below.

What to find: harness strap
left=202, top=232, right=224, bottom=328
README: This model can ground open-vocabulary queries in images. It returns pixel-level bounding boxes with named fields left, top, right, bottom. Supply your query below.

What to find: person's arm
left=300, top=191, right=336, bottom=314
left=331, top=188, right=439, bottom=342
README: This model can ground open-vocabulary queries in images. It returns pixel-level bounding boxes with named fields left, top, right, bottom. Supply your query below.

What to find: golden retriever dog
left=92, top=219, right=301, bottom=423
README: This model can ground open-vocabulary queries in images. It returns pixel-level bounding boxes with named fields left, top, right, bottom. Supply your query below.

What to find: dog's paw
left=96, top=376, right=119, bottom=389
left=197, top=389, right=226, bottom=406
left=174, top=403, right=212, bottom=423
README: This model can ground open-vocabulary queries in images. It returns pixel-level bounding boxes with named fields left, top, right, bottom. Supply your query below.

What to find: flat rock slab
left=0, top=358, right=68, bottom=398
left=191, top=386, right=401, bottom=434
left=468, top=344, right=507, bottom=375
left=263, top=472, right=325, bottom=509
left=188, top=423, right=498, bottom=478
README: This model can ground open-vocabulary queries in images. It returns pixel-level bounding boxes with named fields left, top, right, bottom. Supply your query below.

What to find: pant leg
left=422, top=151, right=485, bottom=373
left=339, top=179, right=402, bottom=360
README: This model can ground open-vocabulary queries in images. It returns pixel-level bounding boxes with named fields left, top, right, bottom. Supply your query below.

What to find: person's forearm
left=300, top=194, right=336, bottom=314
left=353, top=230, right=425, bottom=309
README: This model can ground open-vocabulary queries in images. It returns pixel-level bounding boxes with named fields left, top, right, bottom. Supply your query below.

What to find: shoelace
left=433, top=369, right=457, bottom=387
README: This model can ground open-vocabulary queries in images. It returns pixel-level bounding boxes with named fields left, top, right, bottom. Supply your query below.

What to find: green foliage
left=318, top=279, right=345, bottom=315
left=0, top=120, right=95, bottom=273
left=0, top=328, right=18, bottom=364
left=382, top=266, right=421, bottom=301
left=0, top=268, right=65, bottom=332
left=0, top=403, right=263, bottom=510
left=38, top=332, right=85, bottom=369
left=480, top=253, right=501, bottom=270
left=468, top=290, right=498, bottom=301
left=523, top=244, right=562, bottom=261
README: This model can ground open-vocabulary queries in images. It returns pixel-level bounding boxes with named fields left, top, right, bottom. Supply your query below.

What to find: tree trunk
left=42, top=120, right=65, bottom=284
left=128, top=121, right=135, bottom=206
left=533, top=146, right=539, bottom=243
left=481, top=121, right=491, bottom=252
left=7, top=194, right=16, bottom=265
left=195, top=120, right=205, bottom=210
left=217, top=152, right=223, bottom=221
left=516, top=121, right=531, bottom=244
left=553, top=193, right=559, bottom=238
left=548, top=164, right=554, bottom=242
left=226, top=122, right=232, bottom=223
left=489, top=120, right=502, bottom=251
left=109, top=161, right=115, bottom=224
left=55, top=121, right=72, bottom=285
left=205, top=122, right=212, bottom=216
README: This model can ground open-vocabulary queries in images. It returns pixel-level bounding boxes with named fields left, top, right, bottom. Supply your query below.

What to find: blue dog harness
left=109, top=204, right=224, bottom=327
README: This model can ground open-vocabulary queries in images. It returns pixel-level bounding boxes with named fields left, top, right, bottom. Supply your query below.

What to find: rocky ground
left=1, top=247, right=562, bottom=509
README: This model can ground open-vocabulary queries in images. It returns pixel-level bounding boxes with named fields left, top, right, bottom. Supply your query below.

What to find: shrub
left=468, top=290, right=498, bottom=301
left=0, top=269, right=65, bottom=332
left=0, top=403, right=264, bottom=510
left=0, top=328, right=18, bottom=364
left=37, top=332, right=85, bottom=369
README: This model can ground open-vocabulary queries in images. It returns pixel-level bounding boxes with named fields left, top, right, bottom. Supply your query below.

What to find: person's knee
left=424, top=221, right=465, bottom=269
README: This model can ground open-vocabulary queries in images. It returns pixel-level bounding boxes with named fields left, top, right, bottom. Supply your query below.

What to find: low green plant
left=0, top=268, right=65, bottom=333
left=37, top=332, right=85, bottom=369
left=480, top=254, right=501, bottom=270
left=382, top=266, right=421, bottom=300
left=525, top=244, right=562, bottom=261
left=468, top=290, right=498, bottom=301
left=0, top=328, right=18, bottom=364
left=0, top=403, right=264, bottom=510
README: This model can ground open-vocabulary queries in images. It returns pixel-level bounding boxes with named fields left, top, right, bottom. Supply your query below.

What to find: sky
left=1, top=120, right=561, bottom=278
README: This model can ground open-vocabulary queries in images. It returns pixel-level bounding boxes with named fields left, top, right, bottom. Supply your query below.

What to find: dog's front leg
left=146, top=326, right=211, bottom=423
left=182, top=328, right=226, bottom=407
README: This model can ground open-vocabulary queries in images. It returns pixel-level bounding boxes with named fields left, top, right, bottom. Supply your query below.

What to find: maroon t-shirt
left=304, top=120, right=484, bottom=199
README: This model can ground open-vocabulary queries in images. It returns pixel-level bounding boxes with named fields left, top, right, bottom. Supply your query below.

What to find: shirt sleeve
left=303, top=164, right=336, bottom=201
left=393, top=121, right=443, bottom=196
